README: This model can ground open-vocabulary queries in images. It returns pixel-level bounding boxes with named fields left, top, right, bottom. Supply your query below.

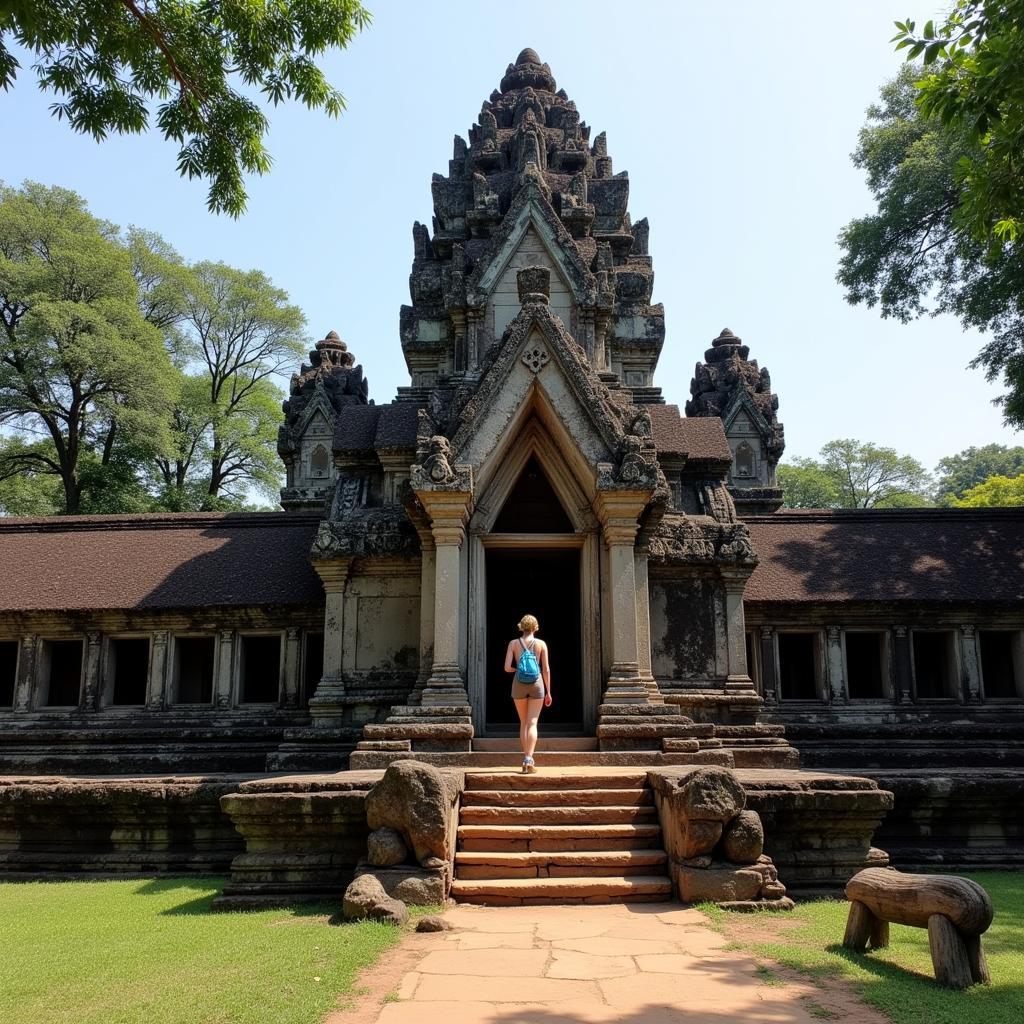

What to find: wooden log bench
left=842, top=867, right=993, bottom=988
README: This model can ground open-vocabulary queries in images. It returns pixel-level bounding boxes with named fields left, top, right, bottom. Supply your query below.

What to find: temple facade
left=1, top=52, right=1023, bottom=790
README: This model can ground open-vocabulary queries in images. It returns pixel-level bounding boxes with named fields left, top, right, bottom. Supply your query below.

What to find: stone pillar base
left=603, top=664, right=652, bottom=704
left=421, top=664, right=470, bottom=707
left=308, top=675, right=347, bottom=727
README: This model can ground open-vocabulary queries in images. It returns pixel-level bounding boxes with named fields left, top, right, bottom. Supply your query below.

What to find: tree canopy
left=0, top=1, right=370, bottom=215
left=953, top=472, right=1024, bottom=505
left=894, top=1, right=1024, bottom=244
left=0, top=181, right=307, bottom=514
left=779, top=439, right=933, bottom=509
left=934, top=443, right=1024, bottom=503
left=841, top=0, right=1024, bottom=428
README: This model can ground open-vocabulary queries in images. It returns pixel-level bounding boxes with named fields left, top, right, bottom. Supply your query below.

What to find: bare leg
left=514, top=698, right=530, bottom=757
left=522, top=698, right=544, bottom=759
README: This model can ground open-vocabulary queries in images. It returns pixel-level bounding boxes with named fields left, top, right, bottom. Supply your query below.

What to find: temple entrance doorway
left=484, top=547, right=583, bottom=732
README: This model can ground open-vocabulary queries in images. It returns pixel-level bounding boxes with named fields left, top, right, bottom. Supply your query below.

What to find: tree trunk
left=964, top=933, right=991, bottom=985
left=842, top=900, right=874, bottom=952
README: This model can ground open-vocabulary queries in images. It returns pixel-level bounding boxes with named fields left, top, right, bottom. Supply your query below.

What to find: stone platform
left=0, top=766, right=891, bottom=904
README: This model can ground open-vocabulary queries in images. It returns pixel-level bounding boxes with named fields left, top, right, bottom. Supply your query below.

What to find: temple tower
left=687, top=328, right=785, bottom=515
left=278, top=332, right=369, bottom=512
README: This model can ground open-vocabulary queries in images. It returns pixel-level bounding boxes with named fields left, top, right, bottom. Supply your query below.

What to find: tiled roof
left=0, top=513, right=324, bottom=612
left=334, top=402, right=422, bottom=455
left=745, top=508, right=1024, bottom=605
left=649, top=406, right=732, bottom=462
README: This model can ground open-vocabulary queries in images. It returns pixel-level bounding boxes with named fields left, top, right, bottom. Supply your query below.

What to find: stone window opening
left=0, top=640, right=17, bottom=707
left=40, top=639, right=84, bottom=707
left=979, top=630, right=1024, bottom=699
left=911, top=630, right=957, bottom=700
left=844, top=631, right=888, bottom=700
left=238, top=634, right=283, bottom=704
left=172, top=636, right=215, bottom=705
left=310, top=444, right=330, bottom=480
left=104, top=637, right=150, bottom=707
left=735, top=441, right=756, bottom=479
left=303, top=632, right=324, bottom=707
left=776, top=632, right=820, bottom=701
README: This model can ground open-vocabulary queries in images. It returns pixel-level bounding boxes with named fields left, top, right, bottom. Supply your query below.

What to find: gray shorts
left=511, top=678, right=545, bottom=700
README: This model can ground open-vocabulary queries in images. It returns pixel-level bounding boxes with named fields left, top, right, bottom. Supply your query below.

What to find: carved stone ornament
left=521, top=344, right=550, bottom=373
left=312, top=510, right=421, bottom=561
left=716, top=526, right=758, bottom=566
left=423, top=435, right=456, bottom=484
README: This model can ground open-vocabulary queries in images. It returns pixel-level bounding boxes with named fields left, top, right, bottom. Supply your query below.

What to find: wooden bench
left=842, top=867, right=993, bottom=988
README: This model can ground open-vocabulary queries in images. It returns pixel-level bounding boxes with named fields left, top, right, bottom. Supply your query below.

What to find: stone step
left=465, top=770, right=648, bottom=791
left=597, top=703, right=685, bottom=717
left=662, top=750, right=735, bottom=767
left=597, top=723, right=714, bottom=739
left=388, top=705, right=471, bottom=717
left=461, top=787, right=653, bottom=807
left=455, top=849, right=667, bottom=879
left=450, top=874, right=672, bottom=905
left=386, top=716, right=472, bottom=726
left=730, top=747, right=801, bottom=769
left=714, top=724, right=787, bottom=737
left=459, top=804, right=659, bottom=826
left=349, top=751, right=690, bottom=769
left=354, top=739, right=411, bottom=751
left=457, top=822, right=663, bottom=852
left=362, top=723, right=473, bottom=741
left=714, top=736, right=791, bottom=747
left=473, top=738, right=598, bottom=751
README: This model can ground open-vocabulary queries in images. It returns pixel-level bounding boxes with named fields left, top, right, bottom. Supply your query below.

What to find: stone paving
left=343, top=902, right=883, bottom=1024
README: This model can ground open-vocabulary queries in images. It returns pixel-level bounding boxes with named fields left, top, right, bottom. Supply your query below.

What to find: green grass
left=709, top=872, right=1024, bottom=1024
left=0, top=877, right=408, bottom=1024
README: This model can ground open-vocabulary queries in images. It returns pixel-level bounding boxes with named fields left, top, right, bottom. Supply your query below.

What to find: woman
left=504, top=614, right=552, bottom=773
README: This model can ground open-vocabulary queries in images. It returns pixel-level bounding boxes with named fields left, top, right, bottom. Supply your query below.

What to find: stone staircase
left=450, top=769, right=673, bottom=905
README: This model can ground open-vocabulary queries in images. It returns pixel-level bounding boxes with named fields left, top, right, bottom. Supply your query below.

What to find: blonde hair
left=517, top=614, right=539, bottom=633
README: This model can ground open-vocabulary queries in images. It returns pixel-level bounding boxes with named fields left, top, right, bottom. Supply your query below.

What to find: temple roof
left=2, top=508, right=1023, bottom=613
left=745, top=509, right=1024, bottom=605
left=0, top=513, right=323, bottom=612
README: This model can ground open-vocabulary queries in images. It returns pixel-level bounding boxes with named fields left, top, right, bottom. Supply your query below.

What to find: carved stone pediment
left=311, top=508, right=420, bottom=561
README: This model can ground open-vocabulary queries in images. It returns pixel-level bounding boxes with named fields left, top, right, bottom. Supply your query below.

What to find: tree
left=953, top=472, right=1024, bottom=505
left=934, top=443, right=1024, bottom=503
left=1, top=1, right=370, bottom=215
left=838, top=66, right=1024, bottom=427
left=894, top=2, right=1024, bottom=243
left=778, top=461, right=840, bottom=509
left=171, top=261, right=305, bottom=504
left=778, top=439, right=932, bottom=509
left=0, top=181, right=177, bottom=513
left=0, top=437, right=61, bottom=515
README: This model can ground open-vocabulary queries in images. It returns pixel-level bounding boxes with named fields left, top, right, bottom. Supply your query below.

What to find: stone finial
left=517, top=265, right=550, bottom=304
left=501, top=50, right=556, bottom=93
left=516, top=47, right=542, bottom=65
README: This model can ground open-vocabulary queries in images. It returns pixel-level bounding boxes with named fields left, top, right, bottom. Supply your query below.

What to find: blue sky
left=1, top=0, right=1013, bottom=471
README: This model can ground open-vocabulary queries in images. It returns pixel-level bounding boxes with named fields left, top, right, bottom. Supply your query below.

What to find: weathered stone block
left=720, top=809, right=764, bottom=863
left=367, top=826, right=409, bottom=867
left=343, top=873, right=409, bottom=925
left=673, top=862, right=763, bottom=903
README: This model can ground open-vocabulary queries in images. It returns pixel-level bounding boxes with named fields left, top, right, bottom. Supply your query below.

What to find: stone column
left=893, top=626, right=913, bottom=703
left=959, top=624, right=982, bottom=702
left=82, top=631, right=102, bottom=712
left=282, top=627, right=301, bottom=708
left=759, top=626, right=777, bottom=704
left=633, top=547, right=663, bottom=702
left=407, top=525, right=436, bottom=705
left=147, top=630, right=168, bottom=710
left=595, top=492, right=649, bottom=703
left=825, top=625, right=846, bottom=703
left=422, top=510, right=470, bottom=707
left=13, top=635, right=37, bottom=713
left=215, top=630, right=234, bottom=709
left=309, top=560, right=351, bottom=725
left=721, top=571, right=752, bottom=689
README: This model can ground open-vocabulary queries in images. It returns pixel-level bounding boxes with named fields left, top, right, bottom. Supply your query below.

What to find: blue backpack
left=516, top=640, right=541, bottom=682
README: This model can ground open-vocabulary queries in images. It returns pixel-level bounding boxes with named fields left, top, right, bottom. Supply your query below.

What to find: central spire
left=399, top=51, right=665, bottom=403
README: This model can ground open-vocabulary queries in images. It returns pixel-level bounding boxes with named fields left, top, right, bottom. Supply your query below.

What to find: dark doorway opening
left=485, top=547, right=582, bottom=732
left=493, top=457, right=573, bottom=533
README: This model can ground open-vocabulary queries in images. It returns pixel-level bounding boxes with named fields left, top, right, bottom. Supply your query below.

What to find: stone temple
left=1, top=51, right=1023, bottom=887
